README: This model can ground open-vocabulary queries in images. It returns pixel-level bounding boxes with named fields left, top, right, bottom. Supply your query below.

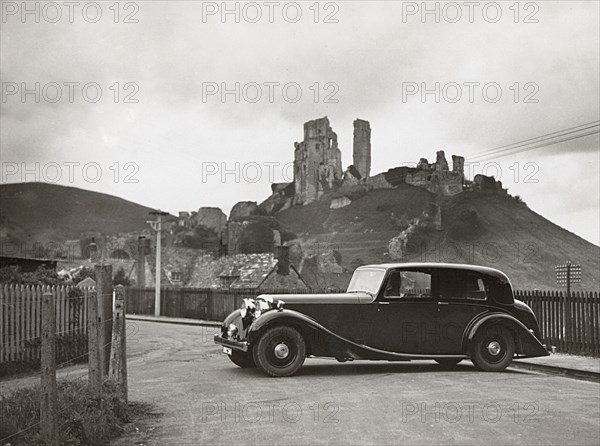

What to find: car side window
left=439, top=271, right=487, bottom=300
left=383, top=271, right=432, bottom=299
left=466, top=274, right=487, bottom=300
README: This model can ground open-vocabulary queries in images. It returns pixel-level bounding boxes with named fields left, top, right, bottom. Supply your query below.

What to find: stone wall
left=473, top=174, right=506, bottom=193
left=226, top=221, right=244, bottom=255
left=229, top=201, right=260, bottom=221
left=366, top=173, right=394, bottom=189
left=330, top=196, right=352, bottom=209
left=403, top=151, right=463, bottom=196
left=194, top=207, right=227, bottom=236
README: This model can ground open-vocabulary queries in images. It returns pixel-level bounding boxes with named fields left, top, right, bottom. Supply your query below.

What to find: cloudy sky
left=1, top=1, right=599, bottom=244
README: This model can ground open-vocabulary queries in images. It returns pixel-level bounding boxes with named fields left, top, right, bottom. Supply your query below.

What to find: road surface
left=104, top=321, right=599, bottom=445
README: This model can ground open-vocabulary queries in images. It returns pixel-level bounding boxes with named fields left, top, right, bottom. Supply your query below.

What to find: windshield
left=347, top=268, right=386, bottom=294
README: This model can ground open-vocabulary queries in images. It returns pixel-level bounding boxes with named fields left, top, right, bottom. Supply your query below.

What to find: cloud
left=1, top=1, right=598, bottom=244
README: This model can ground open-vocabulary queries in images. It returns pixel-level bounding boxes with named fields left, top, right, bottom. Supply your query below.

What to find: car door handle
left=438, top=302, right=450, bottom=305
left=377, top=301, right=389, bottom=311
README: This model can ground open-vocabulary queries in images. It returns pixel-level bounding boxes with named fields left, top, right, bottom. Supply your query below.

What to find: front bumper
left=214, top=334, right=249, bottom=352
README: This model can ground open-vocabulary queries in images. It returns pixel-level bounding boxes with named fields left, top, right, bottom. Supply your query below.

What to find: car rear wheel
left=470, top=327, right=515, bottom=372
left=228, top=349, right=256, bottom=368
left=253, top=326, right=306, bottom=377
left=434, top=358, right=463, bottom=366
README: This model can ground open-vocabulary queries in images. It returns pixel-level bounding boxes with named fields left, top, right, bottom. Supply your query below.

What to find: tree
left=113, top=267, right=132, bottom=286
left=181, top=225, right=220, bottom=250
left=0, top=265, right=21, bottom=284
left=72, top=267, right=95, bottom=284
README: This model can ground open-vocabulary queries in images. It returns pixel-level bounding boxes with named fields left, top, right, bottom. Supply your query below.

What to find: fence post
left=0, top=285, right=4, bottom=364
left=40, top=291, right=58, bottom=446
left=109, top=285, right=128, bottom=404
left=87, top=289, right=102, bottom=397
left=95, top=263, right=113, bottom=376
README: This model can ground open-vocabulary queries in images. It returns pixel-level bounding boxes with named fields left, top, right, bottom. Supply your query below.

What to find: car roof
left=357, top=262, right=508, bottom=279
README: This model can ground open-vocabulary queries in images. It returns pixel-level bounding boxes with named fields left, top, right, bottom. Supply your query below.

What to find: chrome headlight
left=226, top=323, right=239, bottom=339
left=240, top=298, right=256, bottom=318
left=255, top=296, right=273, bottom=318
left=239, top=296, right=273, bottom=320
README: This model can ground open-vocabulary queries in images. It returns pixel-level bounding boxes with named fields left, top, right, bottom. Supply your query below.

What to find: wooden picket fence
left=125, top=287, right=346, bottom=323
left=0, top=284, right=90, bottom=366
left=515, top=290, right=600, bottom=357
left=2, top=285, right=599, bottom=365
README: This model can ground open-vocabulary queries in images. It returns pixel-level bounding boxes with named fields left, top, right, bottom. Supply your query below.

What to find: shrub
left=240, top=222, right=275, bottom=253
left=0, top=265, right=62, bottom=286
left=113, top=267, right=132, bottom=287
left=73, top=267, right=95, bottom=284
left=513, top=195, right=527, bottom=206
left=447, top=209, right=485, bottom=241
left=0, top=379, right=130, bottom=446
left=180, top=225, right=220, bottom=250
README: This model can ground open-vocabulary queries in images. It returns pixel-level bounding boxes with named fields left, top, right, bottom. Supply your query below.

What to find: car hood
left=257, top=292, right=374, bottom=305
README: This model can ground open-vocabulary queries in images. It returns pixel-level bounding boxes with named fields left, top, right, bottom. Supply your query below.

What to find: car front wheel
left=469, top=327, right=515, bottom=372
left=253, top=326, right=306, bottom=377
left=228, top=349, right=256, bottom=368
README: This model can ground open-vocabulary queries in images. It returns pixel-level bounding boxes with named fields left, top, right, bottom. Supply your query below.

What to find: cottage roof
left=189, top=253, right=278, bottom=289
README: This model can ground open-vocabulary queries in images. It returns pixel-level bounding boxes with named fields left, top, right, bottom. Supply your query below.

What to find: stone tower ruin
left=293, top=117, right=343, bottom=205
left=353, top=119, right=371, bottom=179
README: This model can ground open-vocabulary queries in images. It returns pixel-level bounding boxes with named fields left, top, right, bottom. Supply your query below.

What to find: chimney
left=88, top=238, right=99, bottom=262
left=275, top=245, right=290, bottom=275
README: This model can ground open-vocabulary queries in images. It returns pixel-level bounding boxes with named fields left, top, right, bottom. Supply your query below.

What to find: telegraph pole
left=148, top=210, right=169, bottom=317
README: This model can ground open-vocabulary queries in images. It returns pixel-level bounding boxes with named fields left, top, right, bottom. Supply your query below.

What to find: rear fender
left=464, top=313, right=549, bottom=357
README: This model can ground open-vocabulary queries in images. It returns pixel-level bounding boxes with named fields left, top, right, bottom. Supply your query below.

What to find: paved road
left=112, top=321, right=598, bottom=446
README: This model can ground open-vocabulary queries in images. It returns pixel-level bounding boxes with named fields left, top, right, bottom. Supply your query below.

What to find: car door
left=359, top=269, right=439, bottom=354
left=434, top=269, right=491, bottom=354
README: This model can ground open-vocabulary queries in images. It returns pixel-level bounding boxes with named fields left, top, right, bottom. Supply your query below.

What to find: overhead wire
left=466, top=121, right=599, bottom=161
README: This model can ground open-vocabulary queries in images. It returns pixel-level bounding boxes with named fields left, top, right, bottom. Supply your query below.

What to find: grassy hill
left=2, top=182, right=597, bottom=290
left=276, top=185, right=600, bottom=290
left=0, top=183, right=164, bottom=246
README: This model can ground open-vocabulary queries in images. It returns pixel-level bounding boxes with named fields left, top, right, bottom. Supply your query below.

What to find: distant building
left=0, top=255, right=57, bottom=272
left=141, top=245, right=307, bottom=290
left=76, top=277, right=96, bottom=288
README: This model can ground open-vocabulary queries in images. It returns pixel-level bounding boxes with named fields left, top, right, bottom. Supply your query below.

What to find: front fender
left=247, top=308, right=323, bottom=344
left=246, top=309, right=364, bottom=359
left=464, top=312, right=549, bottom=358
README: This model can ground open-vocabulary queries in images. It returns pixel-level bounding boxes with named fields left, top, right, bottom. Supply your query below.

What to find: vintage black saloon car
left=214, top=263, right=552, bottom=377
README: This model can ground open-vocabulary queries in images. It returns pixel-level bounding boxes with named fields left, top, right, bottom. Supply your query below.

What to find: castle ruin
left=353, top=119, right=371, bottom=179
left=293, top=117, right=343, bottom=205
left=292, top=116, right=375, bottom=205
left=370, top=150, right=464, bottom=196
left=290, top=116, right=466, bottom=206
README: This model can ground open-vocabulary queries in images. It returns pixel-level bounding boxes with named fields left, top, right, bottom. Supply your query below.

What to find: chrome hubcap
left=487, top=341, right=502, bottom=356
left=274, top=343, right=290, bottom=359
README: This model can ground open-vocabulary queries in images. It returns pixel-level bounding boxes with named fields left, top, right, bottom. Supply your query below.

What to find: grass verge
left=1, top=378, right=151, bottom=446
